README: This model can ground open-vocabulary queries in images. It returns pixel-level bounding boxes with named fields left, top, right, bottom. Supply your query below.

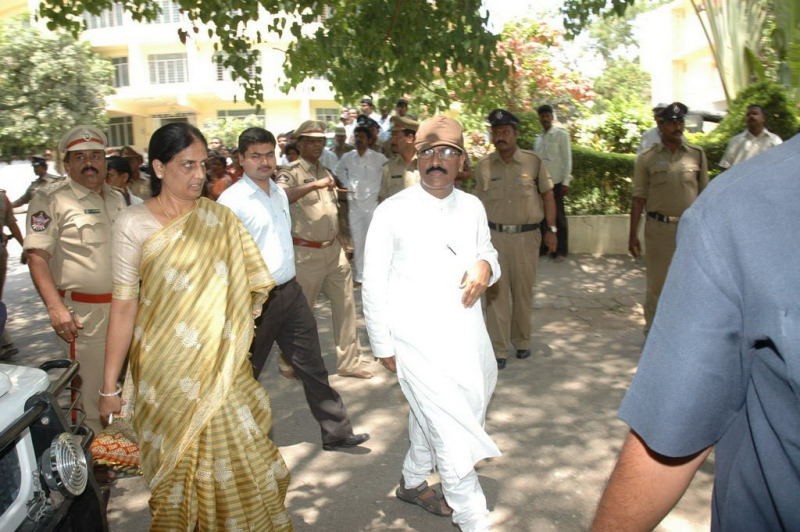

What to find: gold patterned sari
left=129, top=198, right=292, bottom=531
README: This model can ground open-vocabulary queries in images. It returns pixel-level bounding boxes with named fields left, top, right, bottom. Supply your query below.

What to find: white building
left=637, top=0, right=727, bottom=113
left=4, top=0, right=340, bottom=152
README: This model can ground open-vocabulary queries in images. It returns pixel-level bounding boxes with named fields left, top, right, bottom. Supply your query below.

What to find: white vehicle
left=0, top=359, right=107, bottom=531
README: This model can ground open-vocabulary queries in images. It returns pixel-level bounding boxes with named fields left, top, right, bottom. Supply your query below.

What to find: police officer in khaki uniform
left=24, top=126, right=126, bottom=430
left=379, top=115, right=420, bottom=202
left=474, top=109, right=557, bottom=370
left=275, top=120, right=372, bottom=379
left=120, top=145, right=152, bottom=200
left=629, top=102, right=708, bottom=333
left=11, top=156, right=64, bottom=208
left=0, top=189, right=24, bottom=360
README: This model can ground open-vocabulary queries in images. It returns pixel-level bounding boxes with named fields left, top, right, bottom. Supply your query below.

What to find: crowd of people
left=3, top=94, right=795, bottom=530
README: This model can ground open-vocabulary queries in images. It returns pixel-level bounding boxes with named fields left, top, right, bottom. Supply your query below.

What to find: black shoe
left=322, top=433, right=370, bottom=451
left=496, top=358, right=506, bottom=370
left=516, top=349, right=531, bottom=359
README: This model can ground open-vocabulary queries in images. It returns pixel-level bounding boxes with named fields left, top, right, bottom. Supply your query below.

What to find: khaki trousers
left=643, top=219, right=678, bottom=331
left=61, top=295, right=110, bottom=433
left=294, top=241, right=361, bottom=374
left=485, top=230, right=541, bottom=359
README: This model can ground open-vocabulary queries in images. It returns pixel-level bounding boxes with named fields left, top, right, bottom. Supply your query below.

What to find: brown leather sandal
left=395, top=476, right=453, bottom=517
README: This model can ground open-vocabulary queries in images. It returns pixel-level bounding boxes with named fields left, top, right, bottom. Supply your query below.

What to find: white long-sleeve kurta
left=362, top=184, right=502, bottom=481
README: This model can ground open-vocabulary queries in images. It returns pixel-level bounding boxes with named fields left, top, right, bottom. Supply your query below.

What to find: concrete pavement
left=2, top=238, right=712, bottom=531
left=0, top=162, right=711, bottom=531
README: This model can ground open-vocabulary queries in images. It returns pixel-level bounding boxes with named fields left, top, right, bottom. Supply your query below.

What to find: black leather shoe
left=322, top=433, right=370, bottom=451
left=496, top=358, right=506, bottom=370
left=516, top=349, right=531, bottom=359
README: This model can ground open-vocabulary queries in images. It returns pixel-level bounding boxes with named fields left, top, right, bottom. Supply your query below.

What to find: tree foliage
left=35, top=0, right=505, bottom=108
left=0, top=16, right=113, bottom=160
left=449, top=19, right=593, bottom=140
left=200, top=114, right=267, bottom=151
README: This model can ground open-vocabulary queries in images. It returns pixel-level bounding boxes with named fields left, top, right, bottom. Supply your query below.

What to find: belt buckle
left=501, top=225, right=513, bottom=233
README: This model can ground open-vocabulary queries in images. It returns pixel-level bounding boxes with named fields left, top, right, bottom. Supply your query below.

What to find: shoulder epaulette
left=37, top=179, right=70, bottom=196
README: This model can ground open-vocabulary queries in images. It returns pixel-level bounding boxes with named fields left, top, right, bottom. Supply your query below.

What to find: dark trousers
left=540, top=183, right=569, bottom=257
left=250, top=278, right=354, bottom=444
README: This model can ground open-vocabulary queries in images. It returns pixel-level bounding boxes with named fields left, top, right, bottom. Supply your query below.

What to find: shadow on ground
left=5, top=251, right=712, bottom=531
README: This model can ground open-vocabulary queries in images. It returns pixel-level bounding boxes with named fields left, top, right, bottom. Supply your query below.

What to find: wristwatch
left=548, top=225, right=558, bottom=233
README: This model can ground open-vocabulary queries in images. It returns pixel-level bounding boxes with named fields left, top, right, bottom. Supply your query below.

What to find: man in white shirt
left=363, top=116, right=501, bottom=532
left=218, top=126, right=369, bottom=452
left=335, top=124, right=387, bottom=283
left=534, top=104, right=572, bottom=260
left=719, top=104, right=783, bottom=169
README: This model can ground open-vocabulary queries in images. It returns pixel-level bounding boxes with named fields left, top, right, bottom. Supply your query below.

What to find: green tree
left=200, top=114, right=267, bottom=151
left=35, top=0, right=505, bottom=108
left=0, top=16, right=113, bottom=160
left=449, top=19, right=593, bottom=146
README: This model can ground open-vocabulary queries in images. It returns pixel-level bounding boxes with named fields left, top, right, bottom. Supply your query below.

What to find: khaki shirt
left=275, top=157, right=339, bottom=242
left=12, top=173, right=64, bottom=208
left=23, top=179, right=126, bottom=293
left=633, top=142, right=709, bottom=217
left=380, top=155, right=419, bottom=201
left=0, top=191, right=13, bottom=244
left=473, top=149, right=553, bottom=225
left=129, top=174, right=153, bottom=200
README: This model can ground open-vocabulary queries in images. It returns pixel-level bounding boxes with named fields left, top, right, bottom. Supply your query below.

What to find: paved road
left=0, top=165, right=712, bottom=531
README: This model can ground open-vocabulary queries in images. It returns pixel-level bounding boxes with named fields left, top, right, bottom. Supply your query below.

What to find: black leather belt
left=273, top=277, right=295, bottom=291
left=647, top=212, right=680, bottom=224
left=488, top=222, right=540, bottom=233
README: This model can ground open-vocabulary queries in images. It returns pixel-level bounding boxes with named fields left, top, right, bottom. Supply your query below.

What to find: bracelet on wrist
left=98, top=384, right=122, bottom=397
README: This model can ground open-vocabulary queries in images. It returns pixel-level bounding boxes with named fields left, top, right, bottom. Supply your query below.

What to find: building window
left=107, top=116, right=133, bottom=147
left=217, top=109, right=264, bottom=120
left=83, top=4, right=124, bottom=29
left=153, top=0, right=181, bottom=24
left=315, top=108, right=339, bottom=125
left=111, top=57, right=129, bottom=87
left=153, top=113, right=194, bottom=127
left=148, top=53, right=187, bottom=84
left=213, top=52, right=260, bottom=82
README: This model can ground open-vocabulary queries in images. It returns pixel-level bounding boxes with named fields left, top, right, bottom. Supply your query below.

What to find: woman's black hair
left=147, top=123, right=207, bottom=196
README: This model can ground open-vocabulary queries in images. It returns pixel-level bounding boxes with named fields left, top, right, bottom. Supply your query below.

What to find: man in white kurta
left=362, top=116, right=501, bottom=532
left=335, top=125, right=387, bottom=283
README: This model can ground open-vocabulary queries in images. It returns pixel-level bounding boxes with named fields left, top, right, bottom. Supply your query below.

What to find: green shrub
left=567, top=146, right=635, bottom=215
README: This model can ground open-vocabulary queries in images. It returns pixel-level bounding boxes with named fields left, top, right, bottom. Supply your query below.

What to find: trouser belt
left=488, top=222, right=540, bottom=233
left=292, top=237, right=335, bottom=248
left=58, top=290, right=113, bottom=303
left=273, top=277, right=295, bottom=291
left=647, top=212, right=681, bottom=224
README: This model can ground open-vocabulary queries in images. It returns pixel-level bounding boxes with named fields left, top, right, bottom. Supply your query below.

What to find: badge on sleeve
left=30, top=211, right=51, bottom=232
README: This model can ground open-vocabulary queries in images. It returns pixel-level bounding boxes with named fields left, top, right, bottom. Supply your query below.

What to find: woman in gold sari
left=99, top=123, right=292, bottom=531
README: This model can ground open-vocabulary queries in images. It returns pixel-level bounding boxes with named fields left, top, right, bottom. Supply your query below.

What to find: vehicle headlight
left=40, top=432, right=88, bottom=496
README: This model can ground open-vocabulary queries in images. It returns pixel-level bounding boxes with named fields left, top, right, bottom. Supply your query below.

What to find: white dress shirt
left=217, top=174, right=296, bottom=285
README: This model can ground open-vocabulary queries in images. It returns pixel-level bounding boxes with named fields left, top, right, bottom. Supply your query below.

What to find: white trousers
left=401, top=397, right=491, bottom=531
left=348, top=202, right=376, bottom=283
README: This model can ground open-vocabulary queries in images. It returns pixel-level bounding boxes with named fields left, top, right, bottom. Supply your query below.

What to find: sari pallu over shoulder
left=130, top=198, right=274, bottom=489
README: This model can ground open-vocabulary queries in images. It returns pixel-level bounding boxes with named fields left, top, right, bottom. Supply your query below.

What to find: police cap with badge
left=658, top=102, right=688, bottom=122
left=487, top=109, right=521, bottom=128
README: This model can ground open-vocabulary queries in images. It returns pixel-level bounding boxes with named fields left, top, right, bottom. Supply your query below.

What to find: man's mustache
left=82, top=166, right=99, bottom=174
left=426, top=166, right=447, bottom=175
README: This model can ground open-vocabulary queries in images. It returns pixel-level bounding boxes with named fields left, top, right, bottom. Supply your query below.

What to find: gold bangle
left=98, top=384, right=122, bottom=397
